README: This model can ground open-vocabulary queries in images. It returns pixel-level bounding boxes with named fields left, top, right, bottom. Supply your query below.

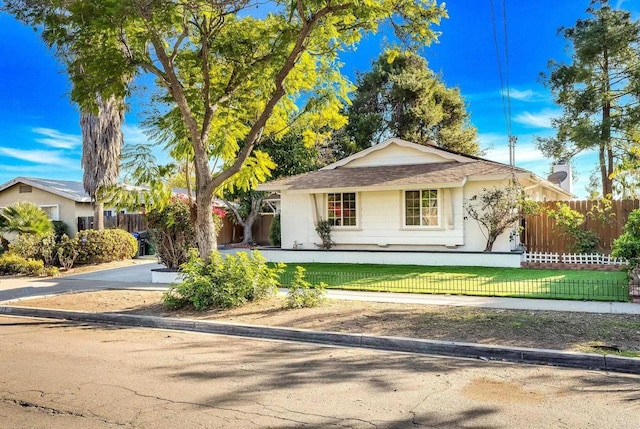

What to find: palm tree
left=0, top=202, right=53, bottom=236
left=81, top=94, right=124, bottom=230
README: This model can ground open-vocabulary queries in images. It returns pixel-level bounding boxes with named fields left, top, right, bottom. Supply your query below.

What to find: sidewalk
left=1, top=261, right=640, bottom=375
left=2, top=259, right=639, bottom=314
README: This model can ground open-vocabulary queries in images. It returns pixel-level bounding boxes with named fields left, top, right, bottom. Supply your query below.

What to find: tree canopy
left=4, top=0, right=448, bottom=259
left=537, top=1, right=640, bottom=197
left=339, top=50, right=480, bottom=156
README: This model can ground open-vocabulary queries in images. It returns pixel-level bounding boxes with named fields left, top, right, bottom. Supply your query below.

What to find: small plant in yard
left=612, top=208, right=640, bottom=275
left=269, top=213, right=281, bottom=247
left=0, top=253, right=57, bottom=277
left=163, top=249, right=285, bottom=310
left=286, top=266, right=327, bottom=308
left=315, top=219, right=334, bottom=250
left=464, top=183, right=539, bottom=251
left=546, top=202, right=604, bottom=253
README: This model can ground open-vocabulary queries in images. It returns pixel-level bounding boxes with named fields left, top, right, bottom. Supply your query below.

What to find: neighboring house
left=258, top=138, right=573, bottom=253
left=0, top=177, right=238, bottom=242
left=0, top=177, right=94, bottom=236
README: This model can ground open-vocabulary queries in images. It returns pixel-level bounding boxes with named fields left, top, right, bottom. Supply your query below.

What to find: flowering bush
left=147, top=195, right=225, bottom=270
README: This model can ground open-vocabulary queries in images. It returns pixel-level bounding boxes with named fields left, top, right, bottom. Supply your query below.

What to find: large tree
left=4, top=0, right=447, bottom=259
left=222, top=132, right=322, bottom=245
left=80, top=95, right=125, bottom=230
left=537, top=1, right=640, bottom=197
left=340, top=50, right=480, bottom=156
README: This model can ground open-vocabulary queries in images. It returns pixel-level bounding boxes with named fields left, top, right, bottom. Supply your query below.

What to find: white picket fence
left=523, top=252, right=628, bottom=266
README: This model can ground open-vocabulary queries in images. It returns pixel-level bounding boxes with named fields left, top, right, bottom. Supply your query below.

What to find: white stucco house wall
left=258, top=138, right=573, bottom=257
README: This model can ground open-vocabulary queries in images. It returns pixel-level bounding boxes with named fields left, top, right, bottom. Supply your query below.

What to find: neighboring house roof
left=258, top=138, right=574, bottom=198
left=0, top=177, right=92, bottom=203
left=0, top=177, right=228, bottom=206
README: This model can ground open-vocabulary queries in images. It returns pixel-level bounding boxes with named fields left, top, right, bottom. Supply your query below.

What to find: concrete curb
left=2, top=305, right=639, bottom=375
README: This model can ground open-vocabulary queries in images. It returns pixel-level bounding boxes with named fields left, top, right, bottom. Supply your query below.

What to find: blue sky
left=0, top=1, right=638, bottom=198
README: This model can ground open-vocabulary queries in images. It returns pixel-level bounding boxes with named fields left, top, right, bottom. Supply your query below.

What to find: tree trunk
left=600, top=44, right=613, bottom=197
left=485, top=233, right=497, bottom=252
left=241, top=208, right=261, bottom=245
left=194, top=190, right=217, bottom=259
left=93, top=201, right=104, bottom=230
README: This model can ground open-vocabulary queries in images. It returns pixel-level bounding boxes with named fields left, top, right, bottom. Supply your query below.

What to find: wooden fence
left=77, top=213, right=273, bottom=246
left=522, top=199, right=640, bottom=254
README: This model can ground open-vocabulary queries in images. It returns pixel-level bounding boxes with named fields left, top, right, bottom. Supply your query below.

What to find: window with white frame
left=327, top=192, right=357, bottom=226
left=405, top=190, right=439, bottom=227
left=38, top=205, right=60, bottom=221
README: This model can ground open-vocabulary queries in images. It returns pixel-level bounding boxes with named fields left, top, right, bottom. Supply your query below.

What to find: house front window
left=327, top=192, right=357, bottom=226
left=405, top=190, right=439, bottom=227
left=39, top=205, right=60, bottom=221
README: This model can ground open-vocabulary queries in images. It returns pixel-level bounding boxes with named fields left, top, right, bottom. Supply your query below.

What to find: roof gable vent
left=19, top=185, right=32, bottom=193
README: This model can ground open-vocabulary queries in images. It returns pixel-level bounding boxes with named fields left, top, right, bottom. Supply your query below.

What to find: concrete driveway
left=0, top=259, right=162, bottom=303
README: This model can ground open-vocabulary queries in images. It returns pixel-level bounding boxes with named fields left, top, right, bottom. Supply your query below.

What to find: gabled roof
left=0, top=177, right=92, bottom=202
left=258, top=138, right=574, bottom=198
left=321, top=137, right=473, bottom=170
left=0, top=177, right=229, bottom=206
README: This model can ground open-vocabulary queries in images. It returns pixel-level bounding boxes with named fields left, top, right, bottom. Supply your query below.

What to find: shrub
left=269, top=213, right=281, bottom=247
left=613, top=209, right=640, bottom=268
left=76, top=229, right=138, bottom=264
left=0, top=253, right=57, bottom=277
left=163, top=250, right=285, bottom=310
left=286, top=266, right=326, bottom=308
left=57, top=234, right=79, bottom=270
left=547, top=202, right=600, bottom=253
left=315, top=219, right=334, bottom=250
left=147, top=196, right=196, bottom=270
left=9, top=233, right=53, bottom=261
left=52, top=220, right=68, bottom=241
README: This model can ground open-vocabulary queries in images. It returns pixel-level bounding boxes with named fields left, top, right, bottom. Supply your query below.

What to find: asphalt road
left=2, top=316, right=639, bottom=428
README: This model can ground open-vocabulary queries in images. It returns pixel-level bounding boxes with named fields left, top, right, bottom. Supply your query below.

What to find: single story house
left=258, top=138, right=573, bottom=255
left=0, top=177, right=94, bottom=236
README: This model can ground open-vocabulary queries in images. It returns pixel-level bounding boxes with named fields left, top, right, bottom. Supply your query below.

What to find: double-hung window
left=327, top=192, right=357, bottom=226
left=405, top=190, right=439, bottom=227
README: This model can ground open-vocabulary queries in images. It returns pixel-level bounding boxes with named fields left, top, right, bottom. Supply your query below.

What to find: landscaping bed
left=13, top=289, right=640, bottom=357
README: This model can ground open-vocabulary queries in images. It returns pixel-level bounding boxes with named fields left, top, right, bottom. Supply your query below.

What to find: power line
left=489, top=0, right=516, bottom=166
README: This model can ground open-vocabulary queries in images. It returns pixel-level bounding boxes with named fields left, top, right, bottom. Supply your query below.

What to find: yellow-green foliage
left=286, top=266, right=326, bottom=309
left=76, top=229, right=138, bottom=264
left=0, top=253, right=57, bottom=277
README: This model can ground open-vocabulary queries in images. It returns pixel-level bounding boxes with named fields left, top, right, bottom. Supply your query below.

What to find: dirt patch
left=14, top=289, right=640, bottom=356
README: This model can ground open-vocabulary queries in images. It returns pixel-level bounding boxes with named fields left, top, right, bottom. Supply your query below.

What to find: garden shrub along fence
left=523, top=199, right=640, bottom=254
left=77, top=214, right=272, bottom=245
left=278, top=271, right=630, bottom=302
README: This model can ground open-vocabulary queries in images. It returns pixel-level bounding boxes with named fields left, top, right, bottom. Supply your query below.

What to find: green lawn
left=277, top=263, right=630, bottom=302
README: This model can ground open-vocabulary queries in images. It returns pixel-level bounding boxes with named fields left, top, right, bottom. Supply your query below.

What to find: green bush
left=286, top=266, right=326, bottom=308
left=269, top=213, right=281, bottom=247
left=57, top=234, right=79, bottom=270
left=315, top=219, right=334, bottom=250
left=52, top=220, right=68, bottom=241
left=163, top=250, right=285, bottom=310
left=613, top=209, right=640, bottom=268
left=76, top=229, right=138, bottom=264
left=9, top=233, right=58, bottom=266
left=147, top=196, right=197, bottom=270
left=0, top=253, right=57, bottom=276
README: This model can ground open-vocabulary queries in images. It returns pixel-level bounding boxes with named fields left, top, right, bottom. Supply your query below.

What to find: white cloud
left=503, top=88, right=548, bottom=103
left=0, top=147, right=78, bottom=167
left=122, top=124, right=152, bottom=146
left=513, top=109, right=560, bottom=129
left=32, top=127, right=81, bottom=149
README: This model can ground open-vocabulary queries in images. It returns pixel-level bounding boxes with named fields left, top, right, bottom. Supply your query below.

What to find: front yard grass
left=278, top=263, right=630, bottom=302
